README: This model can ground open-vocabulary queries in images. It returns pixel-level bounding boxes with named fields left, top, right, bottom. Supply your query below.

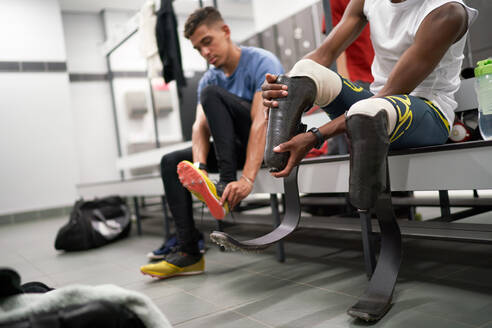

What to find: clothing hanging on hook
left=155, top=0, right=186, bottom=87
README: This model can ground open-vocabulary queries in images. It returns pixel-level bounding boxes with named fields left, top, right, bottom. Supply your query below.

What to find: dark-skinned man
left=262, top=0, right=477, bottom=178
left=140, top=7, right=283, bottom=279
left=258, top=1, right=477, bottom=320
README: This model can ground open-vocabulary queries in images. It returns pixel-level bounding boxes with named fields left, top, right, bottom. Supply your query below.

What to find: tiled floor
left=1, top=213, right=492, bottom=328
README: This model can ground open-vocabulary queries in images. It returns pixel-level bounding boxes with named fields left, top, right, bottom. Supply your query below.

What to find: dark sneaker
left=264, top=75, right=316, bottom=172
left=177, top=160, right=229, bottom=219
left=146, top=235, right=178, bottom=260
left=147, top=233, right=206, bottom=260
left=140, top=252, right=204, bottom=279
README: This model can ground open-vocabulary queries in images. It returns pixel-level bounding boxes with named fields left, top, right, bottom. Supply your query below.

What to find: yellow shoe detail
left=177, top=160, right=229, bottom=219
left=140, top=257, right=205, bottom=279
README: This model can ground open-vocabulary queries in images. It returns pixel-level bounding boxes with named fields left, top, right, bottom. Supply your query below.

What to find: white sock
left=288, top=59, right=342, bottom=107
left=346, top=98, right=397, bottom=135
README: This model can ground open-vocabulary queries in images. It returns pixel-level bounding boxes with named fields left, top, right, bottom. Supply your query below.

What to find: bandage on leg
left=346, top=98, right=397, bottom=135
left=288, top=59, right=342, bottom=107
left=264, top=60, right=344, bottom=172
left=264, top=75, right=316, bottom=172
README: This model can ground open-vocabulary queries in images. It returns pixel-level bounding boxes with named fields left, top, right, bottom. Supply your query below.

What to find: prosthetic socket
left=264, top=75, right=316, bottom=172
left=346, top=111, right=390, bottom=210
left=264, top=59, right=341, bottom=172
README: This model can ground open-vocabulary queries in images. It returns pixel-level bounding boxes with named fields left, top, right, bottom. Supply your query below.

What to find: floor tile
left=174, top=309, right=270, bottom=328
left=2, top=213, right=492, bottom=328
left=322, top=307, right=473, bottom=328
left=396, top=280, right=492, bottom=326
left=186, top=268, right=296, bottom=308
left=479, top=320, right=492, bottom=328
left=233, top=284, right=355, bottom=327
left=122, top=280, right=184, bottom=300
left=152, top=291, right=220, bottom=325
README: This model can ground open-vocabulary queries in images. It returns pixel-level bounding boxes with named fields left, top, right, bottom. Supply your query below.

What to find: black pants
left=160, top=86, right=251, bottom=255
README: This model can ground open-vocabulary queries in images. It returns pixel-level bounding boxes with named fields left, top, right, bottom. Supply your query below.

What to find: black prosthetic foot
left=264, top=75, right=316, bottom=172
left=210, top=166, right=301, bottom=252
left=345, top=112, right=402, bottom=321
left=347, top=187, right=401, bottom=322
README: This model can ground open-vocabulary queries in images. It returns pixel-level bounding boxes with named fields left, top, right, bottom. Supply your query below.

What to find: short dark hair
left=184, top=6, right=224, bottom=39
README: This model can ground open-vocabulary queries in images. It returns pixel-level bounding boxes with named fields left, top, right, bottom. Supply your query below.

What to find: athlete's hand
left=262, top=73, right=288, bottom=115
left=271, top=132, right=317, bottom=178
left=220, top=179, right=253, bottom=210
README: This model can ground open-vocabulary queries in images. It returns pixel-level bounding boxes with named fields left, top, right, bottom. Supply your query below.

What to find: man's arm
left=374, top=2, right=468, bottom=97
left=271, top=3, right=468, bottom=178
left=306, top=0, right=367, bottom=68
left=220, top=92, right=265, bottom=209
left=191, top=104, right=211, bottom=170
left=262, top=0, right=367, bottom=109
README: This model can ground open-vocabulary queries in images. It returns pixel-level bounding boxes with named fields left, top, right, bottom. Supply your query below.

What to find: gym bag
left=55, top=196, right=131, bottom=251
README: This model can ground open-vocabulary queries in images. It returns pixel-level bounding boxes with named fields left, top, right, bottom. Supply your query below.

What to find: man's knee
left=200, top=85, right=224, bottom=109
left=347, top=98, right=397, bottom=135
left=160, top=151, right=181, bottom=176
left=288, top=59, right=342, bottom=107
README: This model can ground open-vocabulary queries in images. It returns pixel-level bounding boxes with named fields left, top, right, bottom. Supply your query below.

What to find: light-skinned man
left=140, top=7, right=283, bottom=279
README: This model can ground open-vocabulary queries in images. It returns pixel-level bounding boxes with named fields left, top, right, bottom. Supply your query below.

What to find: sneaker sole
left=177, top=161, right=227, bottom=220
left=140, top=270, right=204, bottom=280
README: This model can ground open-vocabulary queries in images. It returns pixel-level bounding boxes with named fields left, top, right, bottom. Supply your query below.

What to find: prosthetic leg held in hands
left=210, top=59, right=342, bottom=251
left=210, top=73, right=316, bottom=251
left=263, top=74, right=316, bottom=171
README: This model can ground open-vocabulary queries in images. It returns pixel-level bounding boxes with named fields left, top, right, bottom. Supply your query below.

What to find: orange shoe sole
left=177, top=161, right=228, bottom=220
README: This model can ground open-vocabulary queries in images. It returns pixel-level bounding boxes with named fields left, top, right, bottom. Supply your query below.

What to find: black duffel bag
left=55, top=196, right=131, bottom=251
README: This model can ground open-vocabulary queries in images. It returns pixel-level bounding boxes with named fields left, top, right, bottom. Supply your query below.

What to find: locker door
left=294, top=7, right=317, bottom=58
left=467, top=0, right=492, bottom=64
left=260, top=26, right=280, bottom=57
left=243, top=34, right=261, bottom=48
left=276, top=17, right=298, bottom=70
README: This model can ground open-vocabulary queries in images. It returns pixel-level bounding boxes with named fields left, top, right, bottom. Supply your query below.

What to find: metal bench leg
left=133, top=196, right=142, bottom=236
left=439, top=190, right=451, bottom=221
left=270, top=193, right=285, bottom=263
left=359, top=210, right=376, bottom=278
left=216, top=220, right=224, bottom=232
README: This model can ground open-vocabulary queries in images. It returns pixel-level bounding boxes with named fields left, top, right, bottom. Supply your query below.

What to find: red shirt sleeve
left=328, top=0, right=374, bottom=83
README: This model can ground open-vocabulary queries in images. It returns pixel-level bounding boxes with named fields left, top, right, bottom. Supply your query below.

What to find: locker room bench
left=76, top=78, right=492, bottom=265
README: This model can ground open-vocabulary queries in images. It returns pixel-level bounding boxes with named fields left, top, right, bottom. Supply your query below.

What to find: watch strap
left=308, top=127, right=324, bottom=149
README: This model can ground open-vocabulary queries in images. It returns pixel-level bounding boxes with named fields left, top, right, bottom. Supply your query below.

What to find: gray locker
left=472, top=48, right=492, bottom=65
left=315, top=0, right=324, bottom=37
left=466, top=0, right=492, bottom=64
left=276, top=17, right=298, bottom=70
left=242, top=34, right=261, bottom=48
left=260, top=26, right=279, bottom=58
left=294, top=7, right=317, bottom=58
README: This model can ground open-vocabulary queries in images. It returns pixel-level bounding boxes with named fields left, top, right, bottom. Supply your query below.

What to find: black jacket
left=155, top=0, right=186, bottom=87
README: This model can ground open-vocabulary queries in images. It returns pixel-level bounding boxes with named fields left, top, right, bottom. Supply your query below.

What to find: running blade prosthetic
left=210, top=166, right=301, bottom=252
left=264, top=75, right=316, bottom=172
left=345, top=112, right=401, bottom=321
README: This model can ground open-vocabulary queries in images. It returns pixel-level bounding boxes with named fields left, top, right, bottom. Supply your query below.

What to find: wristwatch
left=194, top=162, right=208, bottom=171
left=307, top=127, right=324, bottom=149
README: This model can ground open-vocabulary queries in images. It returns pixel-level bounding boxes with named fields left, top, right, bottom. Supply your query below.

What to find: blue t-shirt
left=197, top=46, right=284, bottom=104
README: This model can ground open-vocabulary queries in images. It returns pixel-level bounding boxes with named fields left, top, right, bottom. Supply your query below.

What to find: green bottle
left=475, top=58, right=492, bottom=140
